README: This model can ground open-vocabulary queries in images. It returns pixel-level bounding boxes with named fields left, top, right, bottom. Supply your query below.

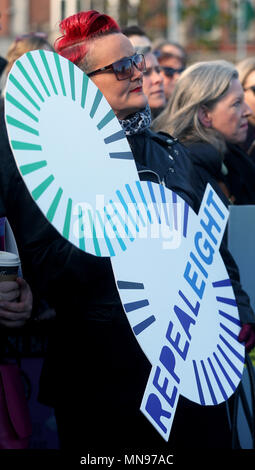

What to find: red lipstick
left=130, top=86, right=143, bottom=93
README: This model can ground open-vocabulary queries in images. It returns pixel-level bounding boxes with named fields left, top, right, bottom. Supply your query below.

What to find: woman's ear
left=198, top=105, right=212, bottom=128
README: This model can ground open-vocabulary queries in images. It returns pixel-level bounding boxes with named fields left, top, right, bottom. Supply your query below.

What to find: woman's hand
left=0, top=278, right=33, bottom=327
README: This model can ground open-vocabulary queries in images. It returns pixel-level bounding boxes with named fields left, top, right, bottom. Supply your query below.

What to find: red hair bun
left=55, top=10, right=120, bottom=64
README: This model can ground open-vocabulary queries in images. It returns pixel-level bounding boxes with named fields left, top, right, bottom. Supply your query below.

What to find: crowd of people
left=0, top=8, right=255, bottom=453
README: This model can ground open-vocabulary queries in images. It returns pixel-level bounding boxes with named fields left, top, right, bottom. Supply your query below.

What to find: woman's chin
left=118, top=99, right=149, bottom=119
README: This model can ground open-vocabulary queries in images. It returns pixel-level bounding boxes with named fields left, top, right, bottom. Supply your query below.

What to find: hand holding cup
left=0, top=252, right=33, bottom=327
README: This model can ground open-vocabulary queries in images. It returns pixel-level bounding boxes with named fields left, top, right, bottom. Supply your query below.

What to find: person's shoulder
left=185, top=140, right=216, bottom=154
left=226, top=142, right=255, bottom=180
left=185, top=140, right=222, bottom=169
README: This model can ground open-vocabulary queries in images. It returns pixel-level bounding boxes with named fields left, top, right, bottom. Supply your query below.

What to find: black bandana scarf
left=119, top=104, right=151, bottom=135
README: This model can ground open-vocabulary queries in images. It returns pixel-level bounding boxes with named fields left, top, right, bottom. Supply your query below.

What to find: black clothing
left=242, top=122, right=255, bottom=165
left=186, top=140, right=255, bottom=326
left=224, top=142, right=255, bottom=205
left=128, top=129, right=198, bottom=209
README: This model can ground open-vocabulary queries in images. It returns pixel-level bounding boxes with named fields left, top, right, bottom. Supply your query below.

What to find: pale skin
left=143, top=52, right=166, bottom=112
left=158, top=44, right=184, bottom=100
left=87, top=33, right=148, bottom=119
left=198, top=78, right=252, bottom=144
left=0, top=277, right=32, bottom=327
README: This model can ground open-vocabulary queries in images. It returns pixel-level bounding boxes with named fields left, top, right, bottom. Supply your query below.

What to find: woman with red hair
left=34, top=9, right=253, bottom=452
left=36, top=9, right=200, bottom=452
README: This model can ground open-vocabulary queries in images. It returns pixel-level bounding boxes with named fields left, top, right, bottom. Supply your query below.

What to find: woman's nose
left=151, top=69, right=163, bottom=84
left=132, top=65, right=143, bottom=80
left=244, top=101, right=252, bottom=117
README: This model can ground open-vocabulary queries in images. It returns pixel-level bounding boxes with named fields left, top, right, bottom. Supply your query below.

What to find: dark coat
left=224, top=141, right=255, bottom=205
left=128, top=129, right=199, bottom=210
left=186, top=140, right=255, bottom=326
left=241, top=122, right=255, bottom=166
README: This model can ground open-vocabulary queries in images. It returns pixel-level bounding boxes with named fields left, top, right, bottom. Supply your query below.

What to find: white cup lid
left=0, top=251, right=20, bottom=267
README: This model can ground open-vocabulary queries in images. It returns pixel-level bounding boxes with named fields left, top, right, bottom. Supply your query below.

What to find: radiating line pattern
left=5, top=50, right=140, bottom=256
left=190, top=279, right=244, bottom=405
left=118, top=280, right=156, bottom=336
left=97, top=180, right=182, bottom=256
left=6, top=50, right=187, bottom=259
left=183, top=203, right=189, bottom=238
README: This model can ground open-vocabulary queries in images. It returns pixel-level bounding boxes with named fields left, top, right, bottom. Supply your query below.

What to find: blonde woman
left=153, top=60, right=255, bottom=205
left=5, top=32, right=53, bottom=75
left=153, top=59, right=255, bottom=345
left=236, top=57, right=255, bottom=162
left=1, top=33, right=54, bottom=102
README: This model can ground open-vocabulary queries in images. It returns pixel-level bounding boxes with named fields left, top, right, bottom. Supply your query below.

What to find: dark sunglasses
left=87, top=54, right=146, bottom=81
left=244, top=85, right=255, bottom=94
left=143, top=65, right=162, bottom=77
left=161, top=66, right=185, bottom=77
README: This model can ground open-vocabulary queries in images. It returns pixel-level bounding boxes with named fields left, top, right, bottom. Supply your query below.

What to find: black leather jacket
left=128, top=129, right=199, bottom=210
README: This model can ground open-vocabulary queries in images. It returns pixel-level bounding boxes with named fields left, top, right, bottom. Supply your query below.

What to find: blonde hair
left=153, top=60, right=238, bottom=153
left=236, top=56, right=255, bottom=87
left=5, top=35, right=54, bottom=75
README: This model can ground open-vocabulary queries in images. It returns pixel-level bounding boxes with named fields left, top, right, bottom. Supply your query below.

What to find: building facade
left=1, top=1, right=255, bottom=60
left=0, top=0, right=113, bottom=55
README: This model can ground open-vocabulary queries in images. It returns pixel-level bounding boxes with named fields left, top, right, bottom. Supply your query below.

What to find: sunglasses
left=87, top=54, right=146, bottom=81
left=244, top=85, right=255, bottom=94
left=143, top=65, right=162, bottom=77
left=161, top=66, right=185, bottom=77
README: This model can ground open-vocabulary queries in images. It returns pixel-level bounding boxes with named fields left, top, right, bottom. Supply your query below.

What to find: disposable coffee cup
left=0, top=251, right=20, bottom=282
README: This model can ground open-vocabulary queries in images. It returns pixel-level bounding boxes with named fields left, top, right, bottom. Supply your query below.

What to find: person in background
left=0, top=34, right=55, bottom=424
left=4, top=32, right=54, bottom=76
left=236, top=56, right=255, bottom=164
left=153, top=39, right=187, bottom=101
left=153, top=59, right=255, bottom=324
left=0, top=14, right=8, bottom=93
left=0, top=277, right=32, bottom=329
left=1, top=32, right=54, bottom=108
left=0, top=32, right=55, bottom=321
left=0, top=56, right=7, bottom=94
left=121, top=24, right=151, bottom=54
left=142, top=49, right=166, bottom=119
left=122, top=26, right=166, bottom=118
left=0, top=35, right=45, bottom=326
